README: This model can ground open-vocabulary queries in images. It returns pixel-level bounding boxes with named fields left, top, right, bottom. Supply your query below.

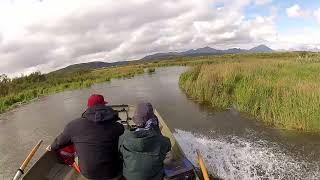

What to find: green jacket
left=119, top=128, right=171, bottom=180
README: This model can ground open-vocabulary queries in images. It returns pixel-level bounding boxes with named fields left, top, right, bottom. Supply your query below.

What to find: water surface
left=0, top=67, right=319, bottom=179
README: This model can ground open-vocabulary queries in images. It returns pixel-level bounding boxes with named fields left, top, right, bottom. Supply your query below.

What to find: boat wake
left=174, top=129, right=319, bottom=180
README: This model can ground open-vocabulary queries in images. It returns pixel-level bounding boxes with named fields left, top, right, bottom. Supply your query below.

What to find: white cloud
left=314, top=8, right=320, bottom=24
left=0, top=0, right=308, bottom=77
left=286, top=4, right=309, bottom=18
left=269, top=27, right=320, bottom=51
left=0, top=0, right=278, bottom=76
left=254, top=0, right=272, bottom=6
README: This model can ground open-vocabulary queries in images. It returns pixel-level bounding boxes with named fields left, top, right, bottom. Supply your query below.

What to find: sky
left=0, top=0, right=320, bottom=77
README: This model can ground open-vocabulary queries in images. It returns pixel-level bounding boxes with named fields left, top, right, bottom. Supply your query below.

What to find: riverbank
left=0, top=66, right=145, bottom=114
left=2, top=67, right=319, bottom=180
left=2, top=51, right=319, bottom=125
left=179, top=53, right=320, bottom=132
left=0, top=52, right=238, bottom=115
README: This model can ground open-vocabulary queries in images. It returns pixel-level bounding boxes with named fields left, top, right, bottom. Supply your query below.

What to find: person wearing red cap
left=48, top=94, right=124, bottom=180
left=87, top=94, right=108, bottom=107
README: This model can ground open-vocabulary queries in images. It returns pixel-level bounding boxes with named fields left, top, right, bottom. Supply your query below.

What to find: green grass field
left=0, top=66, right=145, bottom=114
left=2, top=51, right=320, bottom=132
left=179, top=52, right=320, bottom=132
left=0, top=53, right=227, bottom=114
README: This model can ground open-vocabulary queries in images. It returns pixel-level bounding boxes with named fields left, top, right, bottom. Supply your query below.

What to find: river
left=0, top=67, right=319, bottom=180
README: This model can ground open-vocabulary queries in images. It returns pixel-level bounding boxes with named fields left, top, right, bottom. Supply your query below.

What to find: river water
left=0, top=67, right=319, bottom=180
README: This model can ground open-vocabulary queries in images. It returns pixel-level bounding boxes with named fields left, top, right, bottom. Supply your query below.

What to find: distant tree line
left=0, top=66, right=148, bottom=113
left=0, top=72, right=47, bottom=97
left=0, top=70, right=89, bottom=97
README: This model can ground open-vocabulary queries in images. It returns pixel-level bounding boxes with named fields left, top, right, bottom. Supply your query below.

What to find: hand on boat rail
left=46, top=145, right=52, bottom=151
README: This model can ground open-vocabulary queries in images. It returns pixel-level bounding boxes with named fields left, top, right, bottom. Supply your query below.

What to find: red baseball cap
left=87, top=94, right=108, bottom=107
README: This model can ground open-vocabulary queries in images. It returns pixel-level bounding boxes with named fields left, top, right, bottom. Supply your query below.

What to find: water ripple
left=174, top=129, right=320, bottom=180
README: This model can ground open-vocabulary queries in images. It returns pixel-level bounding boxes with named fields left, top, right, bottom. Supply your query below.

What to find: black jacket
left=51, top=105, right=125, bottom=179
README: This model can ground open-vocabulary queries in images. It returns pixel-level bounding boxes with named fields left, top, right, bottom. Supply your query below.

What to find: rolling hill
left=142, top=44, right=274, bottom=60
left=51, top=61, right=129, bottom=74
left=249, top=44, right=274, bottom=53
left=52, top=44, right=274, bottom=73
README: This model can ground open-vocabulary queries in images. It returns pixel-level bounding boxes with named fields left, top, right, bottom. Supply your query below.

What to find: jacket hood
left=133, top=102, right=158, bottom=127
left=82, top=105, right=120, bottom=123
left=123, top=129, right=160, bottom=152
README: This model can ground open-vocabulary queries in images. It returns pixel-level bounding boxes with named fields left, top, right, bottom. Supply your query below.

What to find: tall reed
left=179, top=58, right=320, bottom=132
left=0, top=66, right=145, bottom=114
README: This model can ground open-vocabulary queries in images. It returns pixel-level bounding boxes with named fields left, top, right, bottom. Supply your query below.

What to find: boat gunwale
left=22, top=104, right=201, bottom=179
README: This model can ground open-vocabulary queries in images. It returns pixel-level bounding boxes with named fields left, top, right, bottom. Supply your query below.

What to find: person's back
left=119, top=102, right=171, bottom=180
left=50, top=94, right=124, bottom=180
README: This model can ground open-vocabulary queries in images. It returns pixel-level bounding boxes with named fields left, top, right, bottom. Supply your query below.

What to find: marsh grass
left=2, top=51, right=320, bottom=132
left=146, top=68, right=156, bottom=73
left=0, top=66, right=145, bottom=114
left=179, top=55, right=320, bottom=132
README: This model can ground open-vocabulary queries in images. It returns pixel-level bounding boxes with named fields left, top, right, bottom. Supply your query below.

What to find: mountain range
left=142, top=44, right=273, bottom=60
left=52, top=44, right=273, bottom=74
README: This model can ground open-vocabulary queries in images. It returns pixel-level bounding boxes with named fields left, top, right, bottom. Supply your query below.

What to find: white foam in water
left=174, top=129, right=320, bottom=180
